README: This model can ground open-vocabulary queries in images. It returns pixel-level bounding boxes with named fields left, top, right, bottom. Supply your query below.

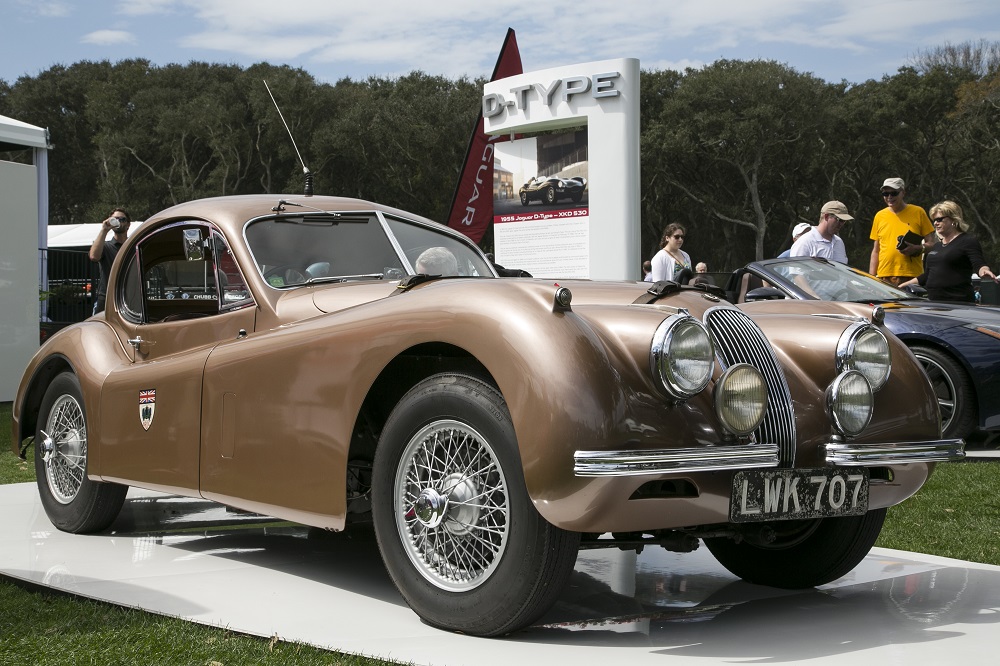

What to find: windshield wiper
left=305, top=273, right=384, bottom=284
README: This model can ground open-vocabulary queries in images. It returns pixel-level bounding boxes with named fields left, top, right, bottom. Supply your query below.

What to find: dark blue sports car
left=724, top=257, right=1000, bottom=443
left=518, top=176, right=587, bottom=206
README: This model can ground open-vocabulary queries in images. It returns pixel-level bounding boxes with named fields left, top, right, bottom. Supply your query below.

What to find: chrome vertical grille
left=704, top=306, right=796, bottom=466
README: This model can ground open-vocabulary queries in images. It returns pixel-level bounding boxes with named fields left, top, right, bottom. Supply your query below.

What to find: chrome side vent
left=704, top=306, right=796, bottom=466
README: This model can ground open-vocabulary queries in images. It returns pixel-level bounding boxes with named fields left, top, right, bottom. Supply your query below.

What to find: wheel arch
left=899, top=336, right=978, bottom=397
left=897, top=332, right=968, bottom=363
left=903, top=337, right=981, bottom=432
left=346, top=342, right=497, bottom=477
left=14, top=354, right=77, bottom=457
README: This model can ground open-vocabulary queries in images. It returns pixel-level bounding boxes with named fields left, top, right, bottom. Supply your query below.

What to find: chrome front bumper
left=573, top=438, right=965, bottom=477
left=822, top=438, right=966, bottom=465
left=574, top=444, right=780, bottom=477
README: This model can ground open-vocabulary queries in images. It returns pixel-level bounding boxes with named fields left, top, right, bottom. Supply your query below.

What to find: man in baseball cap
left=778, top=222, right=812, bottom=258
left=790, top=200, right=853, bottom=263
left=869, top=177, right=934, bottom=286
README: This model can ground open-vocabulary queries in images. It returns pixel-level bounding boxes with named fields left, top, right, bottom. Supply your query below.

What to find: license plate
left=730, top=468, right=869, bottom=523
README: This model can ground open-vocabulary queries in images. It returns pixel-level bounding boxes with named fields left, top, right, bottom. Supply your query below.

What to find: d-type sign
left=482, top=72, right=621, bottom=119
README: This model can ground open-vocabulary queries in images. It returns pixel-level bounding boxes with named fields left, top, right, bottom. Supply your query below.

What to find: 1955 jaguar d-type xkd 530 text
left=13, top=194, right=963, bottom=636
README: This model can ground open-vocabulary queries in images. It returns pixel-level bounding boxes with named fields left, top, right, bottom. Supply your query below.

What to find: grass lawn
left=2, top=399, right=998, bottom=663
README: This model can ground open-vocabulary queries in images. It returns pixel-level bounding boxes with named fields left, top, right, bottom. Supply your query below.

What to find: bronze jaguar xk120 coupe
left=13, top=194, right=964, bottom=636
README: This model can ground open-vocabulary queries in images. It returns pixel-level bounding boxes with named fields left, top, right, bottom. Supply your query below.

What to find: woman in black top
left=900, top=201, right=997, bottom=302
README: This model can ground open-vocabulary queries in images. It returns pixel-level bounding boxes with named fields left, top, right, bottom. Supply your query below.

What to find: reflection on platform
left=2, top=483, right=999, bottom=665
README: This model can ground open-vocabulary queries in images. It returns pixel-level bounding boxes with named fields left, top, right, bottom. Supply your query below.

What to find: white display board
left=0, top=160, right=41, bottom=401
left=483, top=58, right=640, bottom=280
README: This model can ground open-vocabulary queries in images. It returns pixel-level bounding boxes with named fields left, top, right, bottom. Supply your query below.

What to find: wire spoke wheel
left=372, top=374, right=579, bottom=635
left=395, top=420, right=509, bottom=591
left=42, top=394, right=88, bottom=504
left=35, top=372, right=127, bottom=533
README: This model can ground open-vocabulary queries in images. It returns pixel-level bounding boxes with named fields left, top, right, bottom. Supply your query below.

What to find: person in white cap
left=869, top=177, right=934, bottom=286
left=777, top=222, right=812, bottom=258
left=790, top=201, right=852, bottom=264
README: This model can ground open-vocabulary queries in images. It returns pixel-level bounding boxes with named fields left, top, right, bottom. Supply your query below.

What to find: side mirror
left=183, top=229, right=205, bottom=261
left=902, top=284, right=928, bottom=297
left=745, top=287, right=787, bottom=302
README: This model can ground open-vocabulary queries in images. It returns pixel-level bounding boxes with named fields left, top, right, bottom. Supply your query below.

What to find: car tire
left=519, top=191, right=529, bottom=206
left=543, top=186, right=556, bottom=205
left=35, top=372, right=127, bottom=533
left=371, top=373, right=580, bottom=636
left=704, top=508, right=886, bottom=588
left=909, top=344, right=977, bottom=440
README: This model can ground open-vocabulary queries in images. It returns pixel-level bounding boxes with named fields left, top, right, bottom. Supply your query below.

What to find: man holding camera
left=868, top=177, right=935, bottom=287
left=88, top=208, right=131, bottom=314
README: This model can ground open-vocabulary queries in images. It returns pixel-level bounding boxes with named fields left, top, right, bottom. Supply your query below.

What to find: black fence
left=40, top=248, right=98, bottom=340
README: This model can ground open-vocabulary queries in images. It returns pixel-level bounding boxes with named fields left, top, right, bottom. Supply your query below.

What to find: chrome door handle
left=127, top=336, right=143, bottom=350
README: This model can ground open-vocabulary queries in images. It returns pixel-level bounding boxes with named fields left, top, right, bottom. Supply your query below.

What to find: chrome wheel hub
left=394, top=420, right=509, bottom=592
left=42, top=395, right=88, bottom=505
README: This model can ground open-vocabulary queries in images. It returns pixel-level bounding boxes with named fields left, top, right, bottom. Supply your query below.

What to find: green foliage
left=1, top=48, right=998, bottom=272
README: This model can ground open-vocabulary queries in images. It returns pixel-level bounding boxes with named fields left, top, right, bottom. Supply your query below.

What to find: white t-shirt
left=790, top=228, right=848, bottom=264
left=650, top=248, right=692, bottom=282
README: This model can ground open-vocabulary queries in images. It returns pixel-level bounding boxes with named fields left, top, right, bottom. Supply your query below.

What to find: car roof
left=144, top=194, right=447, bottom=238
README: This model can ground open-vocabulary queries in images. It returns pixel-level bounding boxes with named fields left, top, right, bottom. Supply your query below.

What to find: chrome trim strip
left=823, top=439, right=966, bottom=465
left=574, top=444, right=780, bottom=477
left=704, top=307, right=797, bottom=466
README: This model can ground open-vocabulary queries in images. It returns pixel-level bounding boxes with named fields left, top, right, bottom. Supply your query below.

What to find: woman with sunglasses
left=899, top=201, right=997, bottom=302
left=869, top=177, right=935, bottom=287
left=649, top=223, right=692, bottom=283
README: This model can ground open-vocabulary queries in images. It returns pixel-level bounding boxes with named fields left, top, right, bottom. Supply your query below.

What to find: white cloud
left=5, top=0, right=1000, bottom=85
left=15, top=0, right=73, bottom=18
left=81, top=29, right=137, bottom=46
left=115, top=0, right=178, bottom=16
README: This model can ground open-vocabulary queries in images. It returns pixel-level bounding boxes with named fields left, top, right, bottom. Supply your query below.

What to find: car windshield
left=760, top=258, right=914, bottom=302
left=245, top=212, right=494, bottom=287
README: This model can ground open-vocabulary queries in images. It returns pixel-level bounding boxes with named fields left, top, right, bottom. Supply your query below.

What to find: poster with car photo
left=493, top=129, right=590, bottom=278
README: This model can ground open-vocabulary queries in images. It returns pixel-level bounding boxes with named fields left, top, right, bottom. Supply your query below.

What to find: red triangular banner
left=446, top=28, right=523, bottom=244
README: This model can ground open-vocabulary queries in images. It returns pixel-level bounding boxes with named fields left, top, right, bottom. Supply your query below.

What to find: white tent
left=0, top=114, right=49, bottom=150
left=48, top=222, right=144, bottom=248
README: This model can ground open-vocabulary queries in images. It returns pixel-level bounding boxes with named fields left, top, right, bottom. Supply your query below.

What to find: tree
left=642, top=60, right=839, bottom=266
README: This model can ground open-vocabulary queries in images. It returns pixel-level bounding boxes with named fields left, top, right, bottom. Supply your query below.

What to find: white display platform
left=2, top=482, right=999, bottom=665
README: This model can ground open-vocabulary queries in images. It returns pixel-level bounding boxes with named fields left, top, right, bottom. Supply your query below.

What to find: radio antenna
left=263, top=79, right=313, bottom=196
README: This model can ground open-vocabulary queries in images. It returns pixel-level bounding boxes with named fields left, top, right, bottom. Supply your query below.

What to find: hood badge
left=139, top=389, right=156, bottom=431
left=701, top=292, right=721, bottom=302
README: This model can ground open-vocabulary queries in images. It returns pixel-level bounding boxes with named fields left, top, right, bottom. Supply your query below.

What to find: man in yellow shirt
left=869, top=177, right=935, bottom=286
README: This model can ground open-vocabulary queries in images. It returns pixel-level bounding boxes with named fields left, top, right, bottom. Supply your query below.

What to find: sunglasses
left=881, top=190, right=900, bottom=197
left=672, top=234, right=685, bottom=239
left=932, top=216, right=950, bottom=223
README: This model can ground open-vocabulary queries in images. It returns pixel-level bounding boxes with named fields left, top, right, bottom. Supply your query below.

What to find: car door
left=99, top=222, right=256, bottom=494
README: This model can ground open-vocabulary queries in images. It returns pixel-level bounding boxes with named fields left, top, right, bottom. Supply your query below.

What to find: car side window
left=212, top=232, right=253, bottom=310
left=118, top=223, right=252, bottom=324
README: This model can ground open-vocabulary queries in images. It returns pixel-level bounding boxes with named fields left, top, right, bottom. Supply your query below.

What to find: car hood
left=297, top=278, right=721, bottom=320
left=878, top=300, right=1000, bottom=331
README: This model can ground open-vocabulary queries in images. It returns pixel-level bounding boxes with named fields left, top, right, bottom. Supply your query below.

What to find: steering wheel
left=263, top=264, right=307, bottom=287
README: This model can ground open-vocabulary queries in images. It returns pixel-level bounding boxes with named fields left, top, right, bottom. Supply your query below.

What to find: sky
left=3, top=0, right=1000, bottom=87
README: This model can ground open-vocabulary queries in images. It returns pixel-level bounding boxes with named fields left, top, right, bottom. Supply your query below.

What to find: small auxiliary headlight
left=714, top=363, right=767, bottom=436
left=827, top=370, right=874, bottom=436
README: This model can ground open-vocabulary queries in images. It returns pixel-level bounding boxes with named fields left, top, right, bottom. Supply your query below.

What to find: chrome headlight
left=837, top=323, right=890, bottom=391
left=714, top=363, right=767, bottom=436
left=650, top=314, right=715, bottom=400
left=827, top=370, right=873, bottom=436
